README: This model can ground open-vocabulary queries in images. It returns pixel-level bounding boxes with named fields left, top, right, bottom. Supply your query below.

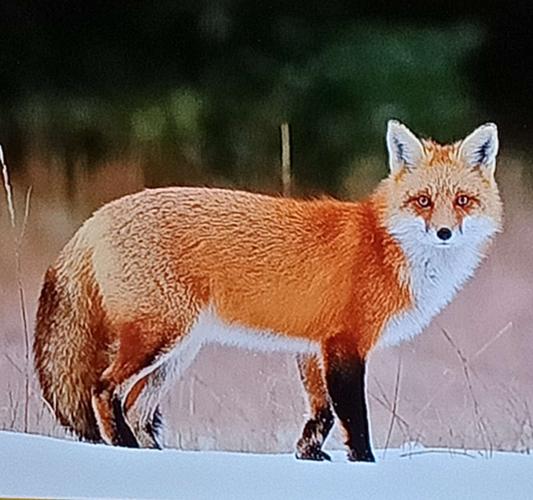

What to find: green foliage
left=2, top=21, right=484, bottom=194
left=278, top=23, right=483, bottom=189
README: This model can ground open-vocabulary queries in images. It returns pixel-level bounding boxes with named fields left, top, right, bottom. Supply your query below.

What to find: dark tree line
left=0, top=1, right=531, bottom=190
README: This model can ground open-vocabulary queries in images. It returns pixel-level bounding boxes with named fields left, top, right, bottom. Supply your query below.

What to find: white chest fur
left=377, top=243, right=485, bottom=348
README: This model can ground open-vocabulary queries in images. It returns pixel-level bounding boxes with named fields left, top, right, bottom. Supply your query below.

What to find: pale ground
left=1, top=156, right=533, bottom=453
left=2, top=431, right=533, bottom=500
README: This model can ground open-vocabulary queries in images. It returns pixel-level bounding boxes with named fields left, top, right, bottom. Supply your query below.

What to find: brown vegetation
left=1, top=156, right=532, bottom=453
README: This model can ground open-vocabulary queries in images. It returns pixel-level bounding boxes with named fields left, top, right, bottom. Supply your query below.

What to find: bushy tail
left=34, top=261, right=108, bottom=442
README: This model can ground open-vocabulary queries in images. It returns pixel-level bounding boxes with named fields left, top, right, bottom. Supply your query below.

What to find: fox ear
left=459, top=123, right=499, bottom=175
left=386, top=120, right=425, bottom=174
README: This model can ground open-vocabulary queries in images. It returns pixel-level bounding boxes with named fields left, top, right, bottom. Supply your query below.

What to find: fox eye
left=415, top=195, right=432, bottom=208
left=456, top=194, right=470, bottom=207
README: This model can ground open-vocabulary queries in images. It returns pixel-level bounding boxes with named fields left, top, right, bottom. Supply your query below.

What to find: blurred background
left=1, top=1, right=533, bottom=453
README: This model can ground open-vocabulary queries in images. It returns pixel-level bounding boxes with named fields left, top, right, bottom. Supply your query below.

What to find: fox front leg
left=323, top=335, right=375, bottom=462
left=295, top=354, right=334, bottom=461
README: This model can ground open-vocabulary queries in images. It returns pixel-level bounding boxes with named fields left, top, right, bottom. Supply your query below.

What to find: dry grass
left=1, top=154, right=532, bottom=453
left=1, top=146, right=32, bottom=432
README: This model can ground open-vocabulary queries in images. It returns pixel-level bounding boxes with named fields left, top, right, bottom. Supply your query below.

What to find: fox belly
left=194, top=305, right=320, bottom=354
left=151, top=307, right=321, bottom=412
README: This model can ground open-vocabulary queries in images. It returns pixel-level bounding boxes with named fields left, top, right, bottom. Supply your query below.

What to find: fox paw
left=347, top=449, right=375, bottom=462
left=295, top=447, right=331, bottom=462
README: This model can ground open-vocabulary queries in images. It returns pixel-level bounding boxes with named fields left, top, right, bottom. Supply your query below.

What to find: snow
left=1, top=431, right=532, bottom=500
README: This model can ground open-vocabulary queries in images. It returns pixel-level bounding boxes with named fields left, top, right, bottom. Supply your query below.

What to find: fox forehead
left=396, top=139, right=473, bottom=175
left=393, top=140, right=494, bottom=194
left=400, top=163, right=490, bottom=195
left=420, top=139, right=461, bottom=166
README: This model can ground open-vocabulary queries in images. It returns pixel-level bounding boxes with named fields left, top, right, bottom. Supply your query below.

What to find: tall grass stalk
left=1, top=145, right=32, bottom=432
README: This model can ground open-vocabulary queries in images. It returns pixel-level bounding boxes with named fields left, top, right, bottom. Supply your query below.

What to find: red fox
left=34, top=120, right=502, bottom=461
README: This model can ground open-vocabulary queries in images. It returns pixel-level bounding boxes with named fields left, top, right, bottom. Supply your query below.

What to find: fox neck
left=377, top=219, right=487, bottom=348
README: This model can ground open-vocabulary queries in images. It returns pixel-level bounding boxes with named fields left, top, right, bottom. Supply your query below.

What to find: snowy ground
left=1, top=431, right=532, bottom=500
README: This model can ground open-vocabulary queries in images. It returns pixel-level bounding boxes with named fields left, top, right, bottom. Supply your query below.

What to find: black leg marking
left=144, top=406, right=164, bottom=449
left=325, top=357, right=375, bottom=462
left=296, top=407, right=334, bottom=461
left=112, top=396, right=140, bottom=448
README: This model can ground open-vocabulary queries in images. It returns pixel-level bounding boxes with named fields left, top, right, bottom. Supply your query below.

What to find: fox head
left=380, top=120, right=503, bottom=252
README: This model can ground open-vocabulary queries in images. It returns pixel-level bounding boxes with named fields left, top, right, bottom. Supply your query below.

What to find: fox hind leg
left=92, top=316, right=197, bottom=447
left=92, top=375, right=138, bottom=447
left=122, top=374, right=163, bottom=448
left=123, top=374, right=165, bottom=449
left=146, top=406, right=164, bottom=447
left=295, top=354, right=334, bottom=461
left=92, top=355, right=163, bottom=448
left=124, top=331, right=203, bottom=448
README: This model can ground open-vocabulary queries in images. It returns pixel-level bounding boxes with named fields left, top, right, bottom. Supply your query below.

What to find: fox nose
left=436, top=227, right=452, bottom=241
